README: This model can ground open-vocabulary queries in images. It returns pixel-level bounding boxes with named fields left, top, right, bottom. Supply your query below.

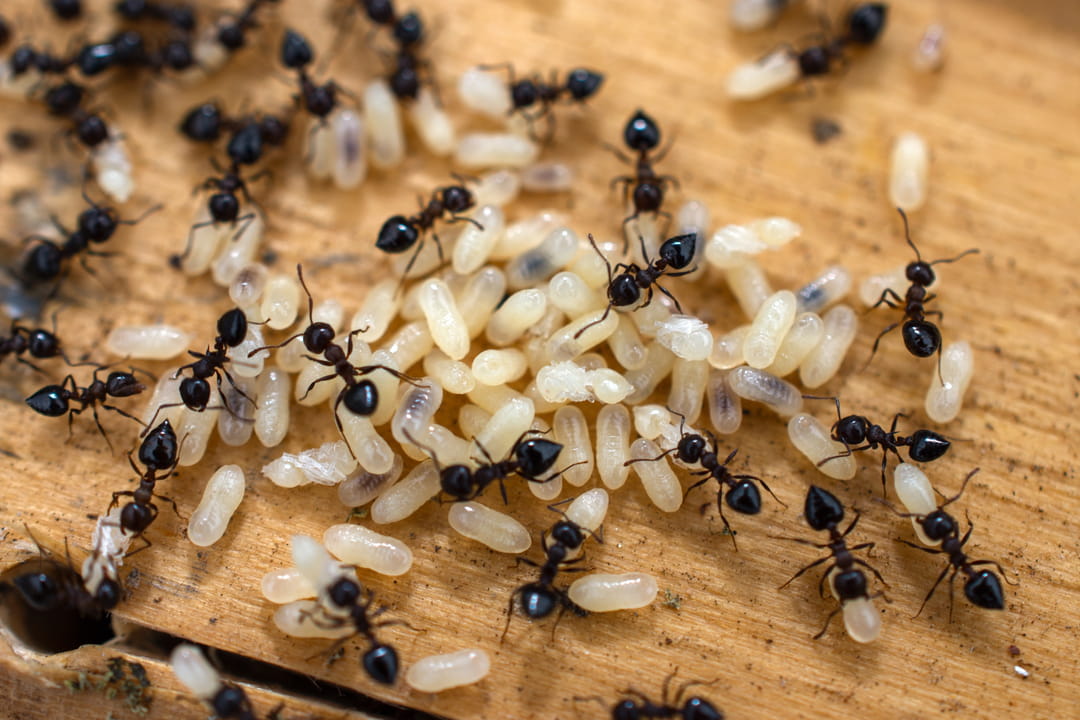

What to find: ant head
left=25, top=386, right=68, bottom=417
left=846, top=3, right=888, bottom=45
left=907, top=430, right=950, bottom=463
left=139, top=419, right=178, bottom=470
left=550, top=520, right=584, bottom=550
left=393, top=12, right=424, bottom=47
left=905, top=260, right=935, bottom=286
left=280, top=29, right=313, bottom=69
left=659, top=233, right=696, bottom=269
left=77, top=114, right=110, bottom=148
left=363, top=643, right=399, bottom=685
left=920, top=510, right=957, bottom=542
left=678, top=434, right=707, bottom=464
left=633, top=182, right=663, bottom=213
left=901, top=319, right=941, bottom=358
left=44, top=81, right=86, bottom=116
left=623, top=109, right=660, bottom=151
left=364, top=0, right=395, bottom=24
left=515, top=438, right=563, bottom=478
left=565, top=68, right=604, bottom=101
left=725, top=480, right=762, bottom=515
left=389, top=65, right=420, bottom=99
left=227, top=123, right=264, bottom=166
left=440, top=464, right=474, bottom=499
left=179, top=376, right=212, bottom=410
left=259, top=115, right=289, bottom=147
left=835, top=415, right=868, bottom=445
left=208, top=192, right=240, bottom=223
left=161, top=39, right=194, bottom=71
left=441, top=184, right=475, bottom=214
left=27, top=329, right=60, bottom=358
left=13, top=571, right=63, bottom=611
left=218, top=22, right=246, bottom=50
left=343, top=381, right=379, bottom=416
left=964, top=570, right=1005, bottom=610
left=510, top=79, right=539, bottom=109
left=519, top=582, right=558, bottom=619
left=613, top=700, right=639, bottom=720
left=212, top=687, right=251, bottom=718
left=608, top=273, right=642, bottom=307
left=804, top=485, right=845, bottom=531
left=797, top=46, right=831, bottom=76
left=683, top=697, right=724, bottom=720
left=120, top=502, right=154, bottom=534
left=831, top=569, right=868, bottom=601
left=217, top=308, right=249, bottom=347
left=77, top=206, right=118, bottom=243
left=105, top=370, right=144, bottom=397
left=111, top=30, right=147, bottom=66
left=25, top=243, right=63, bottom=281
left=94, top=578, right=121, bottom=609
left=327, top=577, right=361, bottom=607
left=304, top=83, right=337, bottom=118
left=376, top=215, right=419, bottom=254
left=303, top=321, right=335, bottom=353
left=76, top=42, right=116, bottom=77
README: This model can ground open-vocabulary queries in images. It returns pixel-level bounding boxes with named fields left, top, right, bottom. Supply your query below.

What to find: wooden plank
left=0, top=0, right=1077, bottom=718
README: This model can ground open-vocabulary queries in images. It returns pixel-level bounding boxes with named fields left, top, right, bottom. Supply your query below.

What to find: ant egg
left=384, top=321, right=435, bottom=372
left=726, top=48, right=800, bottom=100
left=799, top=305, right=857, bottom=388
left=392, top=380, right=444, bottom=447
left=230, top=263, right=269, bottom=311
left=521, top=162, right=574, bottom=193
left=728, top=366, right=802, bottom=417
left=744, top=290, right=797, bottom=368
left=448, top=502, right=532, bottom=553
left=492, top=210, right=566, bottom=261
left=889, top=132, right=930, bottom=211
left=841, top=595, right=882, bottom=644
left=261, top=567, right=316, bottom=604
left=625, top=343, right=676, bottom=404
left=707, top=369, right=743, bottom=434
left=629, top=438, right=683, bottom=512
left=473, top=396, right=535, bottom=460
left=405, top=648, right=491, bottom=693
left=608, top=315, right=648, bottom=371
left=455, top=132, right=539, bottom=169
left=506, top=226, right=580, bottom=290
left=796, top=265, right=852, bottom=314
left=787, top=413, right=856, bottom=479
left=458, top=267, right=508, bottom=339
left=171, top=644, right=222, bottom=700
left=262, top=441, right=357, bottom=488
left=371, top=460, right=440, bottom=524
left=893, top=463, right=939, bottom=545
left=457, top=404, right=491, bottom=440
left=458, top=67, right=512, bottom=118
left=217, top=375, right=256, bottom=446
left=364, top=79, right=405, bottom=169
left=211, top=211, right=265, bottom=287
left=187, top=464, right=246, bottom=547
left=546, top=308, right=620, bottom=362
left=418, top=279, right=470, bottom=361
left=766, top=312, right=824, bottom=377
left=453, top=205, right=505, bottom=275
left=351, top=279, right=401, bottom=343
left=338, top=454, right=404, bottom=507
left=332, top=108, right=367, bottom=189
left=633, top=404, right=670, bottom=440
left=91, top=133, right=134, bottom=202
left=705, top=224, right=767, bottom=269
left=142, top=368, right=184, bottom=427
left=423, top=350, right=476, bottom=394
left=730, top=0, right=787, bottom=31
left=913, top=24, right=946, bottom=73
left=472, top=348, right=528, bottom=385
left=548, top=271, right=604, bottom=317
left=553, top=406, right=594, bottom=486
left=324, top=523, right=413, bottom=575
left=338, top=412, right=396, bottom=474
left=568, top=572, right=659, bottom=612
left=408, top=86, right=455, bottom=157
left=473, top=169, right=522, bottom=207
left=709, top=325, right=749, bottom=370
left=655, top=315, right=714, bottom=361
left=261, top=274, right=302, bottom=330
left=669, top=358, right=709, bottom=424
left=274, top=600, right=355, bottom=638
left=486, top=288, right=548, bottom=346
left=177, top=407, right=218, bottom=466
left=925, top=340, right=973, bottom=423
left=725, top=259, right=774, bottom=318
left=106, top=325, right=192, bottom=360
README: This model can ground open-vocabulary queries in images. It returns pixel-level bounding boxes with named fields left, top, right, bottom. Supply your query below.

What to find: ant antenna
left=896, top=207, right=920, bottom=261
left=295, top=263, right=316, bottom=325
left=940, top=467, right=980, bottom=508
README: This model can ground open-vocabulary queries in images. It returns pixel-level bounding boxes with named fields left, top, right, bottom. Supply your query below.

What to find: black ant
left=786, top=3, right=888, bottom=81
left=114, top=0, right=196, bottom=31
left=0, top=317, right=77, bottom=371
left=607, top=109, right=679, bottom=245
left=41, top=80, right=116, bottom=151
left=8, top=42, right=72, bottom=79
left=172, top=159, right=264, bottom=268
left=108, top=418, right=182, bottom=553
left=48, top=0, right=84, bottom=22
left=179, top=101, right=289, bottom=166
left=5, top=526, right=114, bottom=619
left=375, top=178, right=482, bottom=279
left=867, top=209, right=979, bottom=371
left=248, top=265, right=420, bottom=457
left=885, top=468, right=1010, bottom=617
left=579, top=670, right=723, bottom=720
left=479, top=63, right=604, bottom=142
left=25, top=365, right=147, bottom=450
left=775, top=486, right=887, bottom=640
left=804, top=394, right=951, bottom=493
left=213, top=0, right=279, bottom=54
left=573, top=232, right=696, bottom=340
left=280, top=29, right=347, bottom=123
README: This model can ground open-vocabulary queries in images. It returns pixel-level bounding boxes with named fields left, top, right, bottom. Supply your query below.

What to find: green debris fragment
left=663, top=589, right=683, bottom=610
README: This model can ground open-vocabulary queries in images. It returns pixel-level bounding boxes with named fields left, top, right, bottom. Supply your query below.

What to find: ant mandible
left=478, top=63, right=604, bottom=142
left=25, top=365, right=147, bottom=451
left=606, top=109, right=680, bottom=246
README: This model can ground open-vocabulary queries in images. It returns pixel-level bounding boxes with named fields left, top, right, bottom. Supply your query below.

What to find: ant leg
left=298, top=372, right=340, bottom=402
left=930, top=248, right=980, bottom=266
left=940, top=468, right=980, bottom=508
left=652, top=281, right=683, bottom=314
left=867, top=288, right=904, bottom=312
left=735, top=474, right=786, bottom=507
left=295, top=264, right=316, bottom=325
left=123, top=534, right=153, bottom=557
left=852, top=558, right=889, bottom=588
left=623, top=446, right=679, bottom=466
left=864, top=322, right=900, bottom=369
left=398, top=237, right=427, bottom=283
left=101, top=403, right=148, bottom=428
left=812, top=605, right=842, bottom=640
left=571, top=303, right=613, bottom=340
left=448, top=213, right=484, bottom=231
left=838, top=510, right=862, bottom=539
left=141, top=401, right=184, bottom=436
left=601, top=142, right=633, bottom=166
left=716, top=504, right=738, bottom=551
left=777, top=554, right=832, bottom=589
left=174, top=218, right=218, bottom=266
left=220, top=369, right=257, bottom=410
left=229, top=213, right=256, bottom=244
left=332, top=390, right=358, bottom=461
left=501, top=591, right=519, bottom=642
left=968, top=559, right=1018, bottom=586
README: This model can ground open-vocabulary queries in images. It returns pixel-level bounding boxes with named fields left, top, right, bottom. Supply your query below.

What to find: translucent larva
left=473, top=169, right=521, bottom=207
left=669, top=358, right=709, bottom=424
left=786, top=413, right=856, bottom=480
left=370, top=460, right=440, bottom=524
left=261, top=567, right=316, bottom=604
left=726, top=49, right=801, bottom=100
left=568, top=236, right=622, bottom=290
left=457, top=404, right=492, bottom=440
left=893, top=463, right=939, bottom=545
left=474, top=396, right=535, bottom=461
left=408, top=86, right=455, bottom=157
left=306, top=117, right=334, bottom=180
left=391, top=380, right=444, bottom=447
left=452, top=205, right=505, bottom=275
left=492, top=210, right=566, bottom=261
left=229, top=263, right=269, bottom=314
left=913, top=24, right=946, bottom=73
left=211, top=211, right=265, bottom=287
left=628, top=438, right=682, bottom=512
left=548, top=271, right=604, bottom=318
left=799, top=305, right=857, bottom=388
left=467, top=384, right=530, bottom=415
left=654, top=315, right=714, bottom=361
left=324, top=523, right=413, bottom=575
left=274, top=600, right=354, bottom=638
left=457, top=266, right=507, bottom=339
left=180, top=204, right=229, bottom=275
left=418, top=279, right=470, bottom=361
left=535, top=361, right=633, bottom=404
left=528, top=472, right=562, bottom=501
left=705, top=224, right=767, bottom=269
left=332, top=108, right=367, bottom=189
left=631, top=295, right=673, bottom=338
left=725, top=259, right=774, bottom=318
left=521, top=162, right=573, bottom=193
left=730, top=0, right=787, bottom=31
left=337, top=411, right=396, bottom=474
left=405, top=648, right=491, bottom=693
left=796, top=265, right=852, bottom=314
left=728, top=366, right=802, bottom=417
left=608, top=315, right=648, bottom=370
left=141, top=367, right=184, bottom=427
left=80, top=508, right=130, bottom=601
left=177, top=406, right=217, bottom=467
left=455, top=132, right=539, bottom=169
left=457, top=67, right=511, bottom=117
left=766, top=311, right=824, bottom=377
left=105, top=325, right=192, bottom=360
left=383, top=321, right=435, bottom=372
left=423, top=350, right=476, bottom=394
left=364, top=78, right=405, bottom=169
left=889, top=132, right=930, bottom=212
left=707, top=369, right=743, bottom=435
left=709, top=325, right=749, bottom=370
left=545, top=308, right=620, bottom=362
left=506, top=226, right=580, bottom=290
left=859, top=264, right=927, bottom=307
left=633, top=404, right=670, bottom=440
left=842, top=595, right=882, bottom=644
left=338, top=454, right=404, bottom=508
left=217, top=374, right=256, bottom=446
left=748, top=217, right=801, bottom=247
left=260, top=274, right=302, bottom=330
left=292, top=534, right=355, bottom=596
left=170, top=644, right=222, bottom=701
left=254, top=367, right=290, bottom=447
left=925, top=340, right=974, bottom=423
left=472, top=348, right=528, bottom=385
left=567, top=572, right=659, bottom=612
left=624, top=343, right=676, bottom=405
left=296, top=356, right=342, bottom=406
left=91, top=132, right=134, bottom=203
left=554, top=406, right=593, bottom=486
left=262, top=441, right=357, bottom=487
left=405, top=424, right=472, bottom=465
left=448, top=502, right=531, bottom=553
left=187, top=464, right=246, bottom=547
left=351, top=279, right=401, bottom=344
left=744, top=290, right=797, bottom=368
left=485, top=288, right=548, bottom=346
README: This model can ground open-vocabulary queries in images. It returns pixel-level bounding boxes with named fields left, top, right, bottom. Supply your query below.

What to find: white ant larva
left=728, top=366, right=803, bottom=417
left=630, top=294, right=674, bottom=339
left=669, top=358, right=709, bottom=424
left=337, top=410, right=396, bottom=474
left=291, top=535, right=357, bottom=610
left=521, top=162, right=574, bottom=193
left=366, top=349, right=402, bottom=426
left=704, top=224, right=767, bottom=269
left=382, top=321, right=435, bottom=372
left=254, top=367, right=290, bottom=447
left=217, top=375, right=256, bottom=446
left=141, top=367, right=184, bottom=428
left=467, top=384, right=530, bottom=415
left=405, top=648, right=492, bottom=693
left=177, top=406, right=218, bottom=467
left=655, top=315, right=714, bottom=362
left=418, top=279, right=470, bottom=361
left=726, top=48, right=801, bottom=101
left=568, top=572, right=659, bottom=612
left=371, top=460, right=440, bottom=524
left=452, top=205, right=506, bottom=275
left=331, top=109, right=367, bottom=189
left=457, top=404, right=492, bottom=440
left=491, top=210, right=566, bottom=261
left=230, top=263, right=269, bottom=315
left=889, top=132, right=930, bottom=212
left=554, top=405, right=594, bottom=487
left=260, top=273, right=303, bottom=330
left=391, top=380, right=444, bottom=448
left=211, top=209, right=265, bottom=287
left=457, top=266, right=507, bottom=339
left=546, top=308, right=620, bottom=362
left=744, top=290, right=797, bottom=368
left=624, top=343, right=677, bottom=405
left=473, top=169, right=522, bottom=207
left=708, top=325, right=750, bottom=370
left=796, top=265, right=852, bottom=314
left=706, top=368, right=743, bottom=435
left=406, top=424, right=472, bottom=465
left=324, top=523, right=413, bottom=575
left=90, top=131, right=134, bottom=203
left=187, top=464, right=246, bottom=547
left=787, top=413, right=857, bottom=480
left=473, top=396, right=535, bottom=460
left=628, top=438, right=683, bottom=512
left=506, top=226, right=581, bottom=290
left=448, top=502, right=532, bottom=553
left=608, top=315, right=648, bottom=370
left=725, top=259, right=774, bottom=318
left=925, top=340, right=974, bottom=423
left=423, top=349, right=476, bottom=394
left=558, top=489, right=610, bottom=560
left=548, top=271, right=605, bottom=318
left=457, top=67, right=512, bottom=118
left=171, top=644, right=256, bottom=717
left=730, top=0, right=788, bottom=31
left=485, top=288, right=548, bottom=347
left=913, top=24, right=947, bottom=73
left=0, top=60, right=41, bottom=98
left=568, top=235, right=622, bottom=290
left=262, top=441, right=357, bottom=488
left=364, top=78, right=405, bottom=169
left=338, top=454, right=404, bottom=508
left=106, top=325, right=192, bottom=360
left=273, top=600, right=354, bottom=638
left=454, top=132, right=539, bottom=169
left=81, top=508, right=131, bottom=603
left=633, top=404, right=671, bottom=440
left=350, top=279, right=400, bottom=344
left=472, top=348, right=528, bottom=386
left=799, top=305, right=858, bottom=389
left=858, top=264, right=932, bottom=308
left=535, top=361, right=633, bottom=404
left=407, top=86, right=455, bottom=157
left=766, top=312, right=824, bottom=377
left=261, top=567, right=317, bottom=604
left=180, top=204, right=231, bottom=275
left=306, top=116, right=335, bottom=181
left=893, top=463, right=940, bottom=546
left=749, top=217, right=801, bottom=247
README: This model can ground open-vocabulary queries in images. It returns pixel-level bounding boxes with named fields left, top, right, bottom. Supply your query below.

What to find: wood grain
left=0, top=0, right=1077, bottom=719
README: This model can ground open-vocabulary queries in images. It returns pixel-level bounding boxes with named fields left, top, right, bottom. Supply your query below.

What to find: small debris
left=811, top=117, right=842, bottom=144
left=663, top=589, right=683, bottom=610
left=1014, top=665, right=1029, bottom=679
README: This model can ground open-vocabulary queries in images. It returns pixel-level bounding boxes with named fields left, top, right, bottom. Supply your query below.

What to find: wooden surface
left=1, top=1, right=1078, bottom=719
